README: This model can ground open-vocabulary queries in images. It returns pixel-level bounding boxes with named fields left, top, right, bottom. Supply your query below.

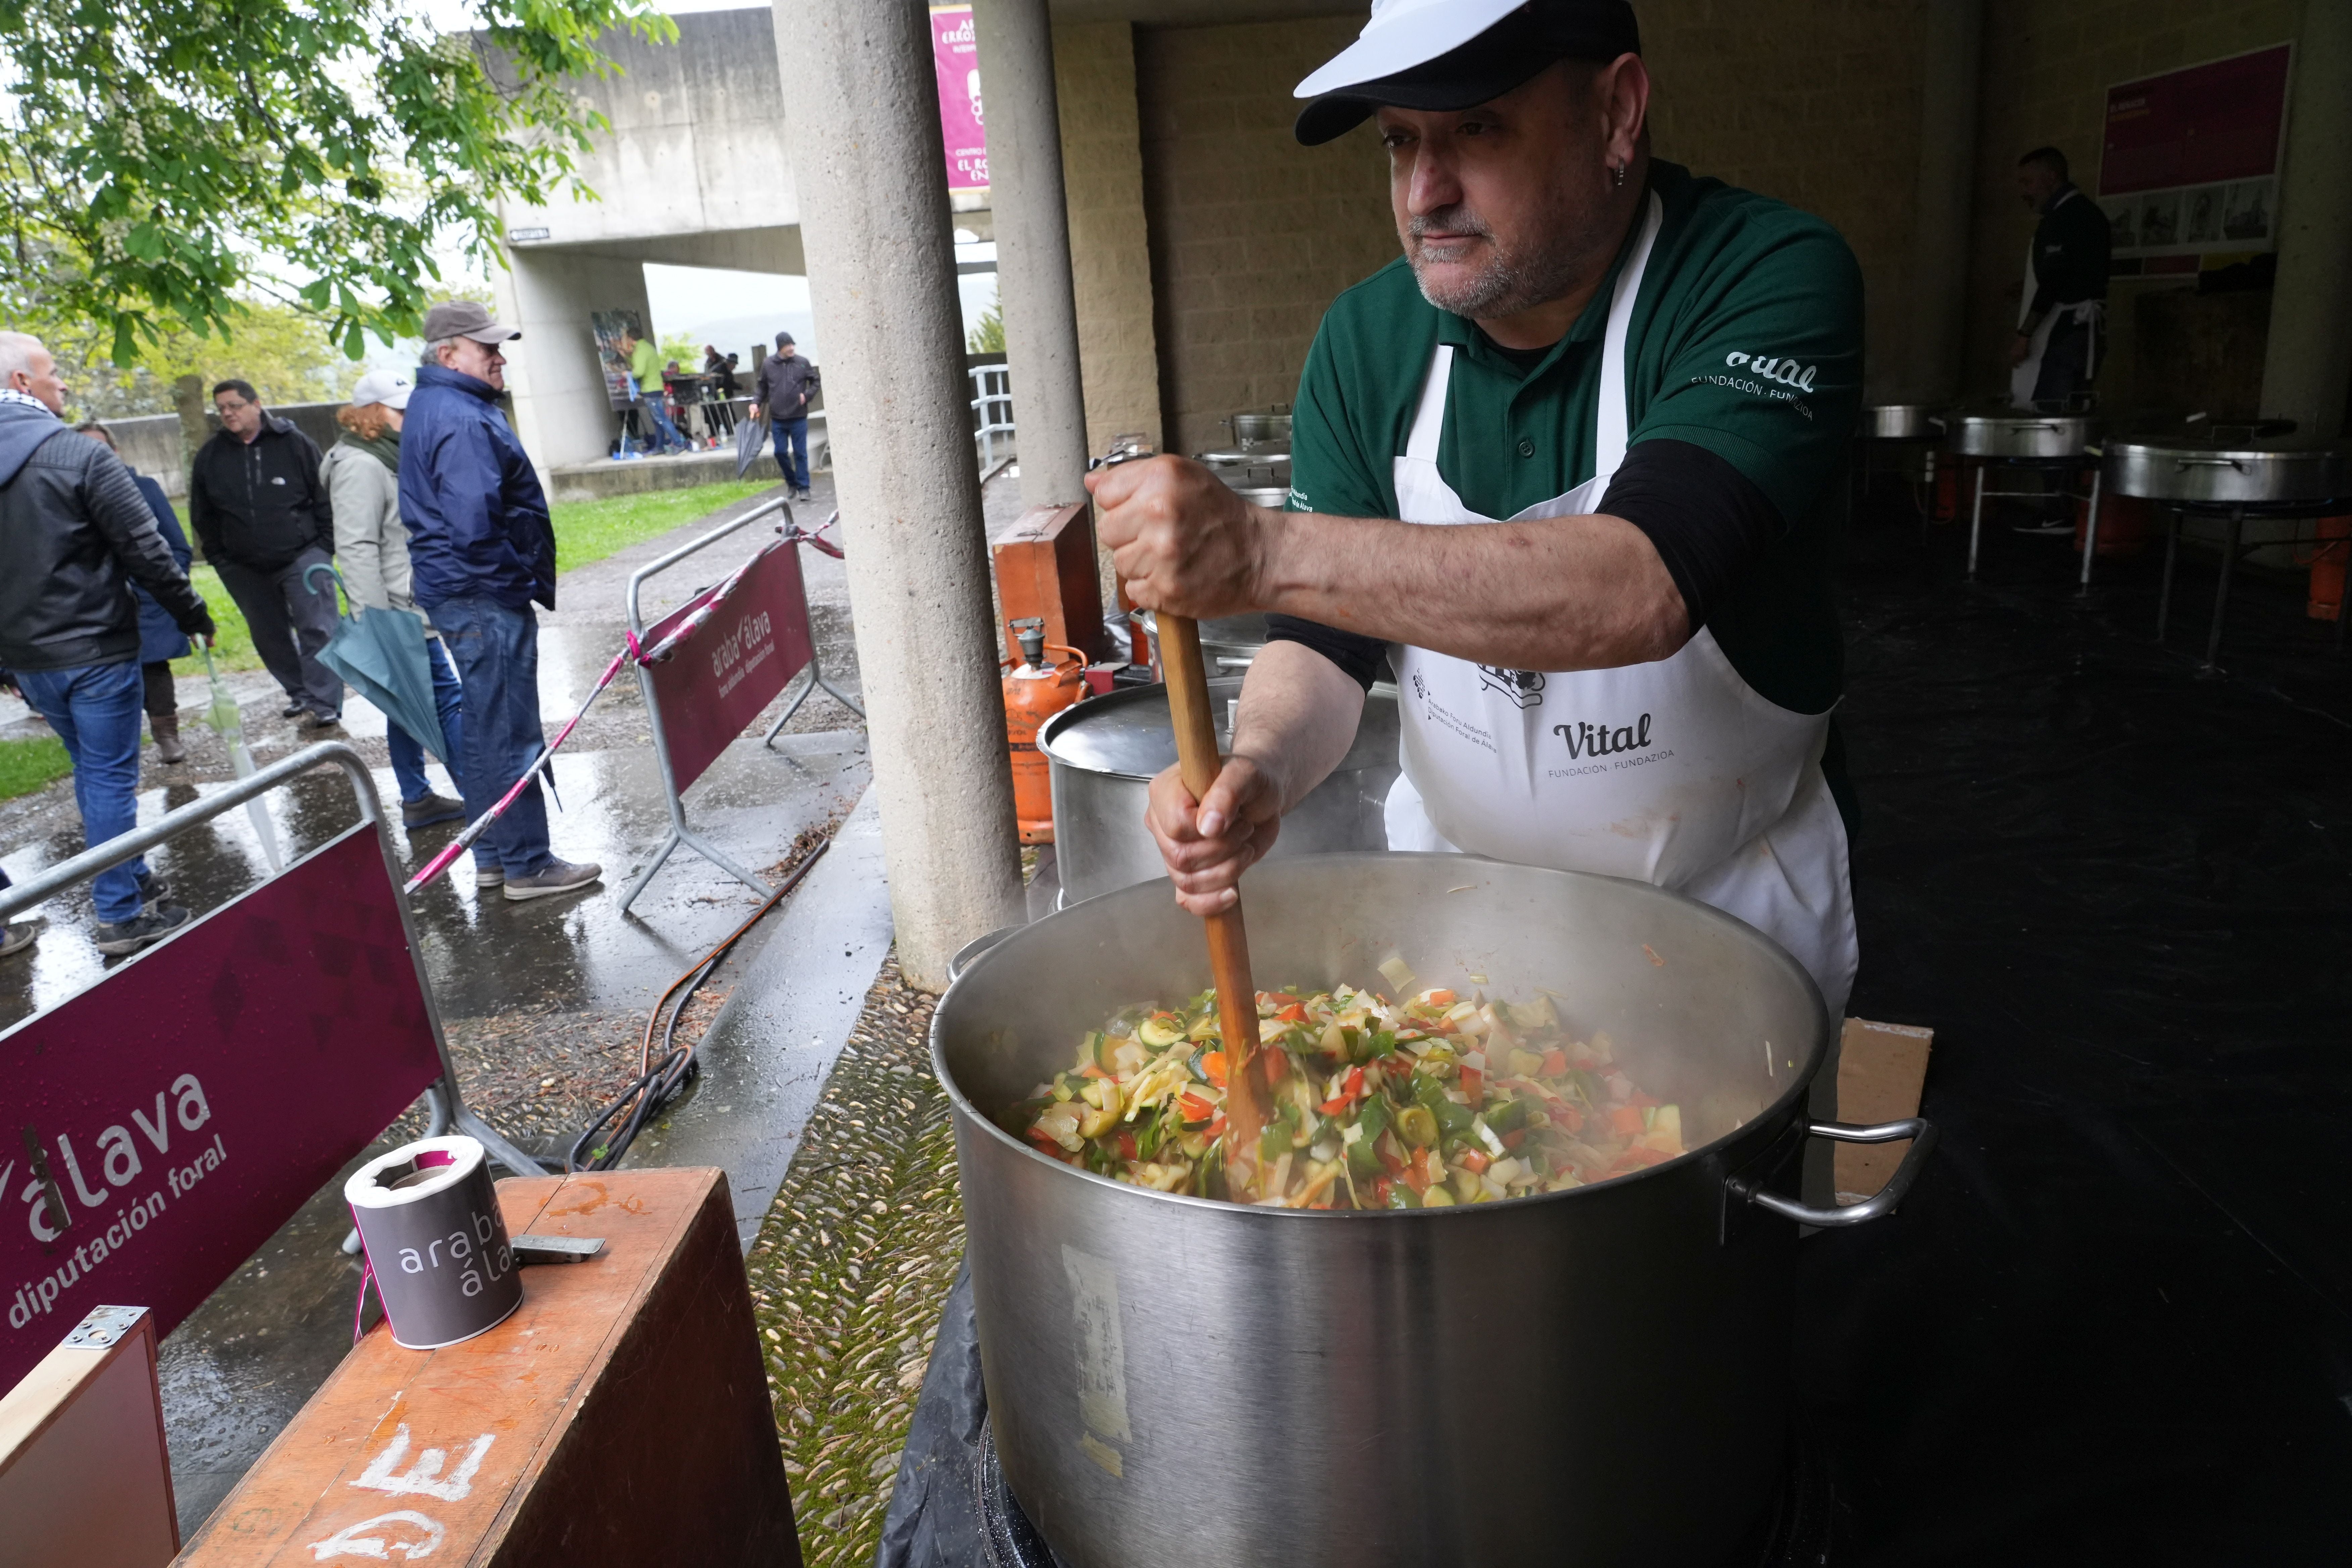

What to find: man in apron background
left=2009, top=146, right=2111, bottom=411
left=1086, top=0, right=1864, bottom=1015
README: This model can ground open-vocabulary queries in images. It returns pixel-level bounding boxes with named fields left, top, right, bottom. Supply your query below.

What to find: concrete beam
left=2260, top=0, right=2352, bottom=437
left=975, top=0, right=1094, bottom=505
left=775, top=0, right=1026, bottom=990
left=1901, top=0, right=1983, bottom=404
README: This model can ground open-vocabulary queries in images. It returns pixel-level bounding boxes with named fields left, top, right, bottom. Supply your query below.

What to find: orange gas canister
left=1004, top=618, right=1087, bottom=843
left=2301, top=516, right=2350, bottom=621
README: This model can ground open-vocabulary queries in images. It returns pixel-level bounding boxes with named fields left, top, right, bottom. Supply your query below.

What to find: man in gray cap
left=400, top=300, right=601, bottom=901
left=1090, top=0, right=1867, bottom=1014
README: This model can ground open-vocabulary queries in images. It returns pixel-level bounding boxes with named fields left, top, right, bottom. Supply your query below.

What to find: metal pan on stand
left=1853, top=405, right=1943, bottom=518
left=2085, top=437, right=2351, bottom=672
left=1936, top=413, right=2100, bottom=580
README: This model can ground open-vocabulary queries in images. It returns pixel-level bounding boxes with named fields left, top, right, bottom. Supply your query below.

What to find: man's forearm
left=1256, top=508, right=1688, bottom=672
left=1232, top=641, right=1368, bottom=814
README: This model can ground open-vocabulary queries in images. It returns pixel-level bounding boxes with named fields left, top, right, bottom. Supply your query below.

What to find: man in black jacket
left=189, top=378, right=345, bottom=725
left=0, top=332, right=214, bottom=954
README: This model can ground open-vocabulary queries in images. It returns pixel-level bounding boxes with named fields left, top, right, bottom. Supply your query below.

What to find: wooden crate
left=176, top=1167, right=798, bottom=1567
left=993, top=500, right=1112, bottom=664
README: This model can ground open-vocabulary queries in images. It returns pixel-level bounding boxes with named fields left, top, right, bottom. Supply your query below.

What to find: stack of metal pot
left=1196, top=404, right=1293, bottom=507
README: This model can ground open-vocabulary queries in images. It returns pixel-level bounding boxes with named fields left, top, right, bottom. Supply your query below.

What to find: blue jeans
left=386, top=636, right=467, bottom=804
left=771, top=415, right=810, bottom=491
left=429, top=596, right=553, bottom=877
left=15, top=662, right=148, bottom=922
left=631, top=379, right=687, bottom=453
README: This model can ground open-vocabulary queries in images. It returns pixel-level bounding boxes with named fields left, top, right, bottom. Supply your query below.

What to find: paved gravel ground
left=745, top=958, right=964, bottom=1565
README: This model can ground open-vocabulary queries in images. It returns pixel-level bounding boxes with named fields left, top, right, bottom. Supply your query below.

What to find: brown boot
left=152, top=710, right=187, bottom=764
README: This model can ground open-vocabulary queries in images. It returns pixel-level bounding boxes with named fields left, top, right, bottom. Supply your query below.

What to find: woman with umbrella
left=322, top=371, right=467, bottom=829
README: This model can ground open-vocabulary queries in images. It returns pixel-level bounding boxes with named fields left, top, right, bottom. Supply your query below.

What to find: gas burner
left=969, top=1420, right=1834, bottom=1568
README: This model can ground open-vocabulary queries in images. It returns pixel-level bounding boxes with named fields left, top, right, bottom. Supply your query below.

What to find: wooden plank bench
left=175, top=1167, right=800, bottom=1566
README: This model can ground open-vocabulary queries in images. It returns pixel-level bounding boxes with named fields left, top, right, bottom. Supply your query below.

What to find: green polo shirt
left=629, top=338, right=663, bottom=388
left=1285, top=160, right=1862, bottom=720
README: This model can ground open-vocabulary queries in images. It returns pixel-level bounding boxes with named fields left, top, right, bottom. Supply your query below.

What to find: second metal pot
left=935, top=854, right=1933, bottom=1568
left=1939, top=412, right=2097, bottom=458
left=1040, top=676, right=1400, bottom=902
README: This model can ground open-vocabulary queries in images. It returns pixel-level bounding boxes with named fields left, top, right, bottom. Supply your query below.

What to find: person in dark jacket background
left=2008, top=146, right=2110, bottom=410
left=399, top=300, right=601, bottom=902
left=78, top=421, right=195, bottom=763
left=0, top=331, right=213, bottom=955
left=753, top=332, right=818, bottom=501
left=189, top=378, right=345, bottom=726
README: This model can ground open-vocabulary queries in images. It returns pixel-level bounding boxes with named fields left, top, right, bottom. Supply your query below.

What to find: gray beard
left=1406, top=203, right=1598, bottom=320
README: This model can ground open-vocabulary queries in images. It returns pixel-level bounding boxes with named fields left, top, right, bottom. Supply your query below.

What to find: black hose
left=567, top=840, right=832, bottom=1172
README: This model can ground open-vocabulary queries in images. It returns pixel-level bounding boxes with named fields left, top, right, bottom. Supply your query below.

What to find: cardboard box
left=1833, top=1018, right=1935, bottom=1204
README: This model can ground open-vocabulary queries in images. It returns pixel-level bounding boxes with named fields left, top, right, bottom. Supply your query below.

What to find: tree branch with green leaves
left=0, top=0, right=675, bottom=364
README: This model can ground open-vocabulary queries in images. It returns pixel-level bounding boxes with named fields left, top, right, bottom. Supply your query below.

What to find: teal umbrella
left=303, top=563, right=450, bottom=768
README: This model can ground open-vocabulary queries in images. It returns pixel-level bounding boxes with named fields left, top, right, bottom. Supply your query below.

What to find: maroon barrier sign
left=1, top=826, right=443, bottom=1391
left=644, top=538, right=817, bottom=793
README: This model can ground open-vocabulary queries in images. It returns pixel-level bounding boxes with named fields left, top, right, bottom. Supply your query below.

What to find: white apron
left=1383, top=193, right=1858, bottom=1014
left=2010, top=192, right=2104, bottom=409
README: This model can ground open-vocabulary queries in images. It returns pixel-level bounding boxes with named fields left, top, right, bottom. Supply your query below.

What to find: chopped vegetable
left=1009, top=978, right=1688, bottom=1208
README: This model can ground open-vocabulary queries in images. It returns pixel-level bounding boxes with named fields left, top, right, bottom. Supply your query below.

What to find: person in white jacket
left=322, top=371, right=467, bottom=829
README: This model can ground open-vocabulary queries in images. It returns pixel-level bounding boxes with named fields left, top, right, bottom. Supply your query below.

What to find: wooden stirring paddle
left=1157, top=612, right=1268, bottom=1200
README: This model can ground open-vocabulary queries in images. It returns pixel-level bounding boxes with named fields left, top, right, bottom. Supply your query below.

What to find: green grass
left=166, top=481, right=780, bottom=677
left=0, top=735, right=74, bottom=801
left=550, top=480, right=781, bottom=575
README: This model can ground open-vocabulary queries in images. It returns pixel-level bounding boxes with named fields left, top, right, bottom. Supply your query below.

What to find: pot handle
left=946, top=924, right=1023, bottom=985
left=1731, top=1117, right=1938, bottom=1228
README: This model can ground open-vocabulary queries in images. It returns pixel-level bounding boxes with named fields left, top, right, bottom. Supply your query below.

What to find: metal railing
left=971, top=363, right=1015, bottom=473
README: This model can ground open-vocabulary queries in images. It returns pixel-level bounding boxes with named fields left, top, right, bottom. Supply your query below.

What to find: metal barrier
left=0, top=743, right=541, bottom=1390
left=620, top=496, right=863, bottom=916
left=970, top=363, right=1015, bottom=472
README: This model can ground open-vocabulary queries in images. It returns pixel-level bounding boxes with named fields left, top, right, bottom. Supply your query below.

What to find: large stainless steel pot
left=1938, top=411, right=2097, bottom=458
left=1041, top=677, right=1400, bottom=902
left=934, top=854, right=1935, bottom=1568
left=1130, top=607, right=1272, bottom=673
left=2102, top=438, right=2346, bottom=506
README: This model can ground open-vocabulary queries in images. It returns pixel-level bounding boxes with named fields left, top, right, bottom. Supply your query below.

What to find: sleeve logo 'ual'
left=1723, top=352, right=1816, bottom=391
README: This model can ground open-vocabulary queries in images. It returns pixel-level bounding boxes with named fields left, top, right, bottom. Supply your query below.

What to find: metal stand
left=619, top=496, right=857, bottom=917
left=761, top=651, right=864, bottom=744
left=1967, top=456, right=2100, bottom=583
left=2201, top=506, right=2245, bottom=675
left=2077, top=464, right=2103, bottom=594
left=0, top=742, right=548, bottom=1196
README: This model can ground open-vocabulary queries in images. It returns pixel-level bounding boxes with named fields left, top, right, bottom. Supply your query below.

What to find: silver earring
left=1611, top=163, right=1627, bottom=189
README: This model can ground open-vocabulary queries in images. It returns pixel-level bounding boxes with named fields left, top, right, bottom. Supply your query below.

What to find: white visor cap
left=1295, top=0, right=1528, bottom=99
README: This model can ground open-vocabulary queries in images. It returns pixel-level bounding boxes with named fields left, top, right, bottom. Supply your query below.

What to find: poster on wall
left=931, top=4, right=988, bottom=205
left=590, top=308, right=646, bottom=410
left=2099, top=43, right=2292, bottom=260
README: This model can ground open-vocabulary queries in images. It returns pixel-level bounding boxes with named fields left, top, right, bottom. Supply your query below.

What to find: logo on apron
left=1476, top=665, right=1545, bottom=707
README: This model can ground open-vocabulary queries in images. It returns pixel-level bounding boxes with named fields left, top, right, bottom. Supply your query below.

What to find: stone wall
left=1054, top=20, right=1164, bottom=458
left=1132, top=15, right=1395, bottom=457
left=1641, top=0, right=1931, bottom=403
left=1963, top=0, right=2302, bottom=404
left=91, top=402, right=345, bottom=500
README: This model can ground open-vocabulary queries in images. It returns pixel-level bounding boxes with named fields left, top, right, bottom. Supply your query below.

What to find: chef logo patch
left=1477, top=665, right=1545, bottom=708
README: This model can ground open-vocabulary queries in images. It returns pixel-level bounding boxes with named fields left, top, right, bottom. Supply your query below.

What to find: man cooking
left=1087, top=0, right=1863, bottom=1014
left=2008, top=146, right=2110, bottom=410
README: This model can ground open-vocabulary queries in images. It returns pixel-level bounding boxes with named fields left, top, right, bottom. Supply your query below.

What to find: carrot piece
left=1609, top=1106, right=1646, bottom=1136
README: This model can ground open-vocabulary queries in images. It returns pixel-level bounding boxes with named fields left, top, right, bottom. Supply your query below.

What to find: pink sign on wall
left=1, top=826, right=444, bottom=1393
left=643, top=539, right=818, bottom=794
left=931, top=3, right=988, bottom=199
left=2100, top=44, right=2293, bottom=258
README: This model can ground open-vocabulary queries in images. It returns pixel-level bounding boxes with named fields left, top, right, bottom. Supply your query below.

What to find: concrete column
left=974, top=0, right=1093, bottom=504
left=2260, top=0, right=2352, bottom=436
left=491, top=245, right=653, bottom=479
left=1901, top=0, right=1984, bottom=403
left=774, top=0, right=1025, bottom=990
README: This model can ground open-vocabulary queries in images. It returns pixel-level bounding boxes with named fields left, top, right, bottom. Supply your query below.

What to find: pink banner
left=2, top=827, right=444, bottom=1391
left=932, top=3, right=988, bottom=197
left=644, top=539, right=818, bottom=794
left=2101, top=45, right=2292, bottom=196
